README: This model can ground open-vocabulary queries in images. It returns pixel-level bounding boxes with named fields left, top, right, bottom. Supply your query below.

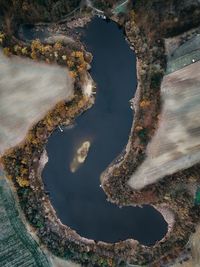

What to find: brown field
left=129, top=60, right=200, bottom=190
left=0, top=51, right=73, bottom=156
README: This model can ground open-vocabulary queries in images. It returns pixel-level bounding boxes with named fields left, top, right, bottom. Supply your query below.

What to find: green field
left=167, top=49, right=200, bottom=74
left=113, top=0, right=128, bottom=14
left=0, top=176, right=50, bottom=267
left=166, top=35, right=200, bottom=74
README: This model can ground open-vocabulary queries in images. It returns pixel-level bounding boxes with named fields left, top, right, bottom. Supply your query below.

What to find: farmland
left=0, top=175, right=50, bottom=267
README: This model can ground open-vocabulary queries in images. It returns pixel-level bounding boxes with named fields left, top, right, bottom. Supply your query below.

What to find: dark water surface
left=18, top=24, right=52, bottom=42
left=42, top=18, right=167, bottom=245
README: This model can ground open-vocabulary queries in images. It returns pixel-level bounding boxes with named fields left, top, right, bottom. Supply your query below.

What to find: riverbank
left=0, top=6, right=162, bottom=266
left=0, top=50, right=75, bottom=157
left=1, top=1, right=200, bottom=267
left=99, top=1, right=200, bottom=266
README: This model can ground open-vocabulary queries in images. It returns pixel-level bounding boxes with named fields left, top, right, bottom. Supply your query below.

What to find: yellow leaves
left=71, top=51, right=76, bottom=57
left=45, top=113, right=57, bottom=129
left=31, top=42, right=52, bottom=56
left=21, top=168, right=28, bottom=176
left=26, top=132, right=38, bottom=145
left=14, top=44, right=20, bottom=53
left=74, top=51, right=84, bottom=59
left=31, top=39, right=42, bottom=51
left=67, top=50, right=87, bottom=78
left=78, top=62, right=87, bottom=72
left=77, top=99, right=85, bottom=109
left=26, top=132, right=34, bottom=143
left=0, top=32, right=5, bottom=44
left=75, top=51, right=81, bottom=57
left=3, top=47, right=11, bottom=56
left=77, top=66, right=83, bottom=72
left=41, top=45, right=52, bottom=54
left=67, top=60, right=74, bottom=68
left=71, top=51, right=84, bottom=62
left=53, top=42, right=62, bottom=50
left=21, top=47, right=28, bottom=55
left=46, top=117, right=54, bottom=126
left=13, top=45, right=28, bottom=56
left=31, top=39, right=47, bottom=59
left=31, top=51, right=37, bottom=60
left=31, top=138, right=39, bottom=145
left=21, top=158, right=27, bottom=165
left=2, top=32, right=86, bottom=81
left=139, top=99, right=151, bottom=108
left=16, top=177, right=29, bottom=187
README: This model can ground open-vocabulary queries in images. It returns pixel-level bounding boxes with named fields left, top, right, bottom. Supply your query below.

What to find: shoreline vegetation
left=1, top=0, right=200, bottom=266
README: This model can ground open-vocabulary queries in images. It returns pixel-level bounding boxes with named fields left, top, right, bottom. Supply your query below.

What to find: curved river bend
left=42, top=18, right=167, bottom=245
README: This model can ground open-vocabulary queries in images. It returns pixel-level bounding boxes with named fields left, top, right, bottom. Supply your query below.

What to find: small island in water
left=1, top=1, right=200, bottom=267
left=70, top=141, right=91, bottom=173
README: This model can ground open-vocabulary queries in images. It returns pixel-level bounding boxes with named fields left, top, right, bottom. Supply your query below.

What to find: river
left=42, top=17, right=167, bottom=245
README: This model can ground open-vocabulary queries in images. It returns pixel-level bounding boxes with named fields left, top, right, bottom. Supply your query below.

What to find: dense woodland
left=0, top=0, right=81, bottom=31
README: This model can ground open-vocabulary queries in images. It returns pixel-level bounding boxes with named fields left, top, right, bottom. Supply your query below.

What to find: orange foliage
left=139, top=99, right=151, bottom=108
left=16, top=177, right=29, bottom=187
left=69, top=70, right=77, bottom=78
left=31, top=39, right=42, bottom=50
left=53, top=42, right=62, bottom=50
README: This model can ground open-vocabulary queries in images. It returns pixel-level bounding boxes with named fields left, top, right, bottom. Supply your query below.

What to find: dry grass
left=0, top=50, right=73, bottom=156
left=129, top=60, right=200, bottom=190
